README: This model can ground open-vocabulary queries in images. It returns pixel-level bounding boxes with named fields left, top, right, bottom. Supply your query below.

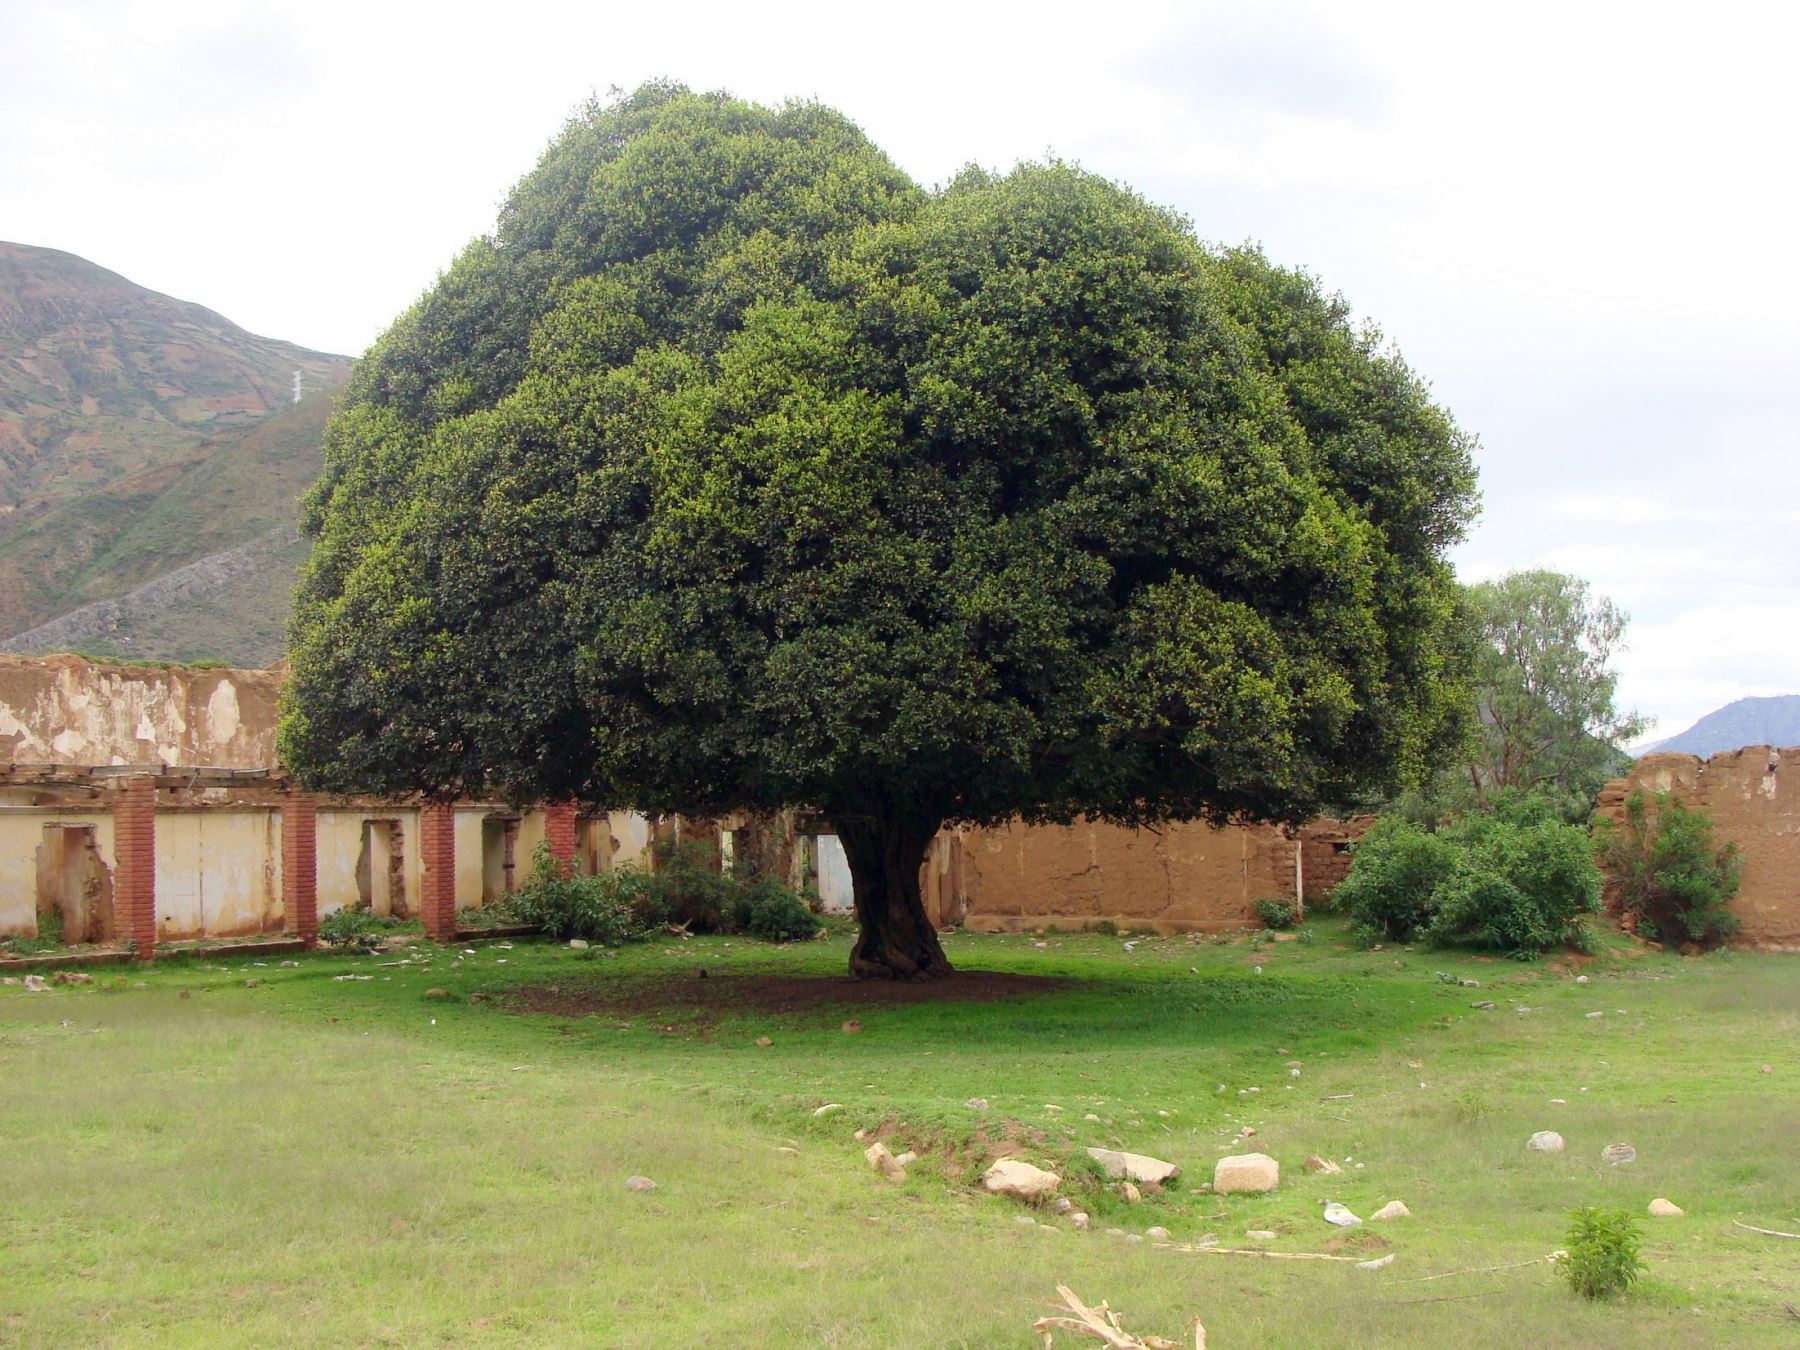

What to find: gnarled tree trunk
left=834, top=814, right=952, bottom=980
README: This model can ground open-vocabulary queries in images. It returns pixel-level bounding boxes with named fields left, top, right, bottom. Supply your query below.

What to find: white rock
left=1070, top=1212, right=1091, bottom=1230
left=982, top=1159, right=1061, bottom=1203
left=1527, top=1131, right=1565, bottom=1153
left=964, top=1098, right=989, bottom=1111
left=1322, top=1203, right=1361, bottom=1227
left=1121, top=1181, right=1142, bottom=1204
left=1145, top=1226, right=1172, bottom=1241
left=1648, top=1198, right=1684, bottom=1218
left=1304, top=1154, right=1342, bottom=1175
left=812, top=1103, right=844, bottom=1117
left=1105, top=1227, right=1126, bottom=1237
left=1084, top=1113, right=1102, bottom=1122
left=1085, top=1148, right=1182, bottom=1186
left=1014, top=1215, right=1038, bottom=1227
left=1601, top=1143, right=1637, bottom=1166
left=1213, top=1153, right=1279, bottom=1194
left=1586, top=1011, right=1605, bottom=1019
left=1052, top=1196, right=1074, bottom=1214
left=1370, top=1200, right=1411, bottom=1221
left=1576, top=974, right=1589, bottom=984
left=1357, top=1253, right=1396, bottom=1271
left=623, top=1175, right=657, bottom=1192
left=23, top=975, right=48, bottom=992
left=894, top=1151, right=917, bottom=1168
left=1245, top=1230, right=1277, bottom=1241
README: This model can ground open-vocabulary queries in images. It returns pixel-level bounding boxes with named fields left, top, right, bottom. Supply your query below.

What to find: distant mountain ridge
left=1643, top=695, right=1800, bottom=758
left=0, top=242, right=350, bottom=658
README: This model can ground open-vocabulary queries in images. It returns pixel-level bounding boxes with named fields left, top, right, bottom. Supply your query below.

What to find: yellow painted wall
left=153, top=810, right=281, bottom=939
left=0, top=808, right=115, bottom=936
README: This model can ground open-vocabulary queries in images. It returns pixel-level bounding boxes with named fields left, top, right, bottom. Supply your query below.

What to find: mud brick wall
left=1595, top=746, right=1800, bottom=950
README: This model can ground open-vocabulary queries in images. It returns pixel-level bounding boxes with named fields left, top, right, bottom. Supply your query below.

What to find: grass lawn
left=2, top=918, right=1796, bottom=1346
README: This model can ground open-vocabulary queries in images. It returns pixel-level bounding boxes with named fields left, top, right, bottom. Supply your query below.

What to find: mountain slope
left=0, top=242, right=349, bottom=642
left=1644, top=695, right=1800, bottom=757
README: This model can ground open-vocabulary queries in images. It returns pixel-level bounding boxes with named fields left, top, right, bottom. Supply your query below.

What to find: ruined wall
left=1298, top=816, right=1376, bottom=905
left=952, top=817, right=1298, bottom=934
left=0, top=652, right=279, bottom=768
left=1595, top=746, right=1800, bottom=950
left=154, top=809, right=282, bottom=939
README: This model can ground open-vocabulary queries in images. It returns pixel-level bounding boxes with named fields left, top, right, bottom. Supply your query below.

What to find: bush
left=1423, top=805, right=1601, bottom=957
left=1335, top=795, right=1601, bottom=956
left=1596, top=790, right=1741, bottom=949
left=1334, top=817, right=1458, bottom=942
left=1561, top=1206, right=1645, bottom=1300
left=318, top=906, right=400, bottom=950
left=733, top=878, right=822, bottom=943
left=505, top=845, right=652, bottom=945
left=1253, top=897, right=1298, bottom=930
left=645, top=838, right=736, bottom=932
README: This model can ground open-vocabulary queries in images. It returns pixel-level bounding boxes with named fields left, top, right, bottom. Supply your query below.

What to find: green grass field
left=2, top=920, right=1795, bottom=1346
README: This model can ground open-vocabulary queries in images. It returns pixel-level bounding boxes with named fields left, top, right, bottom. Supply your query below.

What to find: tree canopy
left=281, top=83, right=1480, bottom=978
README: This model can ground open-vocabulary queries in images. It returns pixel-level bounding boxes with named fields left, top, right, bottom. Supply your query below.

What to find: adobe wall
left=950, top=817, right=1299, bottom=934
left=1595, top=746, right=1800, bottom=950
left=0, top=652, right=280, bottom=768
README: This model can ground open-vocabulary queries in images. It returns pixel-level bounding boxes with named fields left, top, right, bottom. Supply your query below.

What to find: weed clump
left=1595, top=790, right=1741, bottom=949
left=1254, top=897, right=1299, bottom=930
left=1560, top=1206, right=1645, bottom=1300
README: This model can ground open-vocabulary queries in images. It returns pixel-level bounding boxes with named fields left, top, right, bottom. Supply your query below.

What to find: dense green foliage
left=1561, top=1207, right=1646, bottom=1300
left=1339, top=795, right=1601, bottom=955
left=317, top=906, right=409, bottom=951
left=505, top=845, right=653, bottom=945
left=1253, top=896, right=1299, bottom=929
left=1596, top=790, right=1742, bottom=948
left=282, top=83, right=1478, bottom=976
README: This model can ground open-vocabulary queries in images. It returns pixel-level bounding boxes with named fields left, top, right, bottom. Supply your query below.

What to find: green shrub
left=1423, top=807, right=1601, bottom=957
left=505, top=845, right=652, bottom=945
left=735, top=878, right=822, bottom=943
left=1334, top=817, right=1457, bottom=941
left=318, top=906, right=398, bottom=950
left=1253, top=897, right=1298, bottom=929
left=1596, top=790, right=1741, bottom=949
left=1335, top=796, right=1600, bottom=956
left=646, top=838, right=736, bottom=932
left=1561, top=1206, right=1645, bottom=1300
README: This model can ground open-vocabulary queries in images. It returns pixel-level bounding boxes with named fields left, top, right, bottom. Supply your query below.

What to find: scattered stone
left=1322, top=1203, right=1361, bottom=1227
left=1288, top=1067, right=1301, bottom=1077
left=1648, top=1198, right=1684, bottom=1218
left=243, top=978, right=259, bottom=988
left=812, top=1103, right=844, bottom=1118
left=894, top=1151, right=917, bottom=1168
left=1126, top=1233, right=1145, bottom=1243
left=1145, top=1226, right=1172, bottom=1241
left=1586, top=1011, right=1605, bottom=1019
left=1014, top=1215, right=1038, bottom=1227
left=841, top=1020, right=863, bottom=1034
left=1601, top=1143, right=1637, bottom=1166
left=424, top=988, right=449, bottom=999
left=1085, top=1148, right=1181, bottom=1186
left=964, top=1098, right=989, bottom=1111
left=1246, top=1230, right=1277, bottom=1241
left=865, top=1142, right=906, bottom=1180
left=1213, top=1153, right=1280, bottom=1194
left=23, top=975, right=48, bottom=992
left=1084, top=1112, right=1102, bottom=1122
left=1357, top=1253, right=1396, bottom=1271
left=1070, top=1212, right=1091, bottom=1230
left=51, top=971, right=94, bottom=985
left=1043, top=1103, right=1063, bottom=1113
left=1761, top=1065, right=1773, bottom=1075
left=1, top=977, right=16, bottom=985
left=1576, top=974, right=1590, bottom=984
left=1242, top=1127, right=1257, bottom=1137
left=623, top=1176, right=657, bottom=1192
left=568, top=939, right=589, bottom=949
left=1549, top=1098, right=1566, bottom=1105
left=1371, top=1201, right=1411, bottom=1221
left=775, top=1146, right=800, bottom=1155
left=279, top=960, right=298, bottom=968
left=1471, top=1000, right=1495, bottom=1010
left=982, top=1159, right=1061, bottom=1203
left=1106, top=1227, right=1126, bottom=1237
left=1121, top=1181, right=1142, bottom=1204
left=1459, top=978, right=1480, bottom=988
left=755, top=1036, right=773, bottom=1047
left=1527, top=1131, right=1565, bottom=1153
left=1304, top=1154, right=1342, bottom=1175
left=1052, top=1196, right=1074, bottom=1214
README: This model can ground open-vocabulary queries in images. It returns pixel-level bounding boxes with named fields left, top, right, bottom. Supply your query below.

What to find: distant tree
left=281, top=84, right=1479, bottom=979
left=1459, top=569, right=1645, bottom=809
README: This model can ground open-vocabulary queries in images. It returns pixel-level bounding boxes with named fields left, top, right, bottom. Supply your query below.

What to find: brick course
left=544, top=801, right=577, bottom=878
left=282, top=793, right=319, bottom=945
left=419, top=803, right=458, bottom=942
left=113, top=778, right=157, bottom=960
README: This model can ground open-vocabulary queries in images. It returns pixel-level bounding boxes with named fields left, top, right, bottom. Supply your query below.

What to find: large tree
left=1461, top=568, right=1645, bottom=807
left=282, top=83, right=1479, bottom=979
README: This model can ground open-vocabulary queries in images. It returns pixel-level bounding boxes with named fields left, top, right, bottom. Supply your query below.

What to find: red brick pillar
left=114, top=777, right=157, bottom=961
left=544, top=801, right=577, bottom=878
left=419, top=803, right=458, bottom=943
left=282, top=793, right=319, bottom=946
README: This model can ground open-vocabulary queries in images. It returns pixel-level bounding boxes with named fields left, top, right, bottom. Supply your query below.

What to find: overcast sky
left=5, top=0, right=1794, bottom=741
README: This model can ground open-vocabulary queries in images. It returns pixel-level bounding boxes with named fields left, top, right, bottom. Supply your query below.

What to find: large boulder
left=1086, top=1148, right=1181, bottom=1186
left=1212, top=1152, right=1279, bottom=1194
left=982, top=1159, right=1061, bottom=1203
left=1527, top=1131, right=1565, bottom=1153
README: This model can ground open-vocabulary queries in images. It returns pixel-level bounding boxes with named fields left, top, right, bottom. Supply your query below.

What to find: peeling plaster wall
left=1596, top=746, right=1800, bottom=949
left=154, top=810, right=281, bottom=940
left=0, top=653, right=280, bottom=768
left=0, top=807, right=114, bottom=937
left=955, top=817, right=1298, bottom=934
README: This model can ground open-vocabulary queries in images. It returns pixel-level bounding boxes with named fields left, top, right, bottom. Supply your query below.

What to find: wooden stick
left=1733, top=1218, right=1800, bottom=1239
left=1390, top=1256, right=1548, bottom=1284
left=1390, top=1289, right=1513, bottom=1307
left=1161, top=1244, right=1360, bottom=1262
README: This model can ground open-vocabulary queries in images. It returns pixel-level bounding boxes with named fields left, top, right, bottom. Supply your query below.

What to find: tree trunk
left=834, top=813, right=952, bottom=981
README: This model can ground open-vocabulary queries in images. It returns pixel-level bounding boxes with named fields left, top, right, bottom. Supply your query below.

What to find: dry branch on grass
left=1733, top=1219, right=1800, bottom=1239
left=1032, top=1285, right=1203, bottom=1350
left=1161, top=1244, right=1360, bottom=1262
